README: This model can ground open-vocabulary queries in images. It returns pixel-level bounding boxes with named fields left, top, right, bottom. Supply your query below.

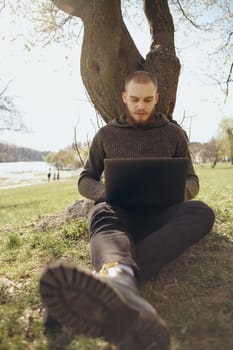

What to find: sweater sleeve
left=174, top=129, right=199, bottom=200
left=78, top=132, right=106, bottom=202
left=185, top=156, right=199, bottom=200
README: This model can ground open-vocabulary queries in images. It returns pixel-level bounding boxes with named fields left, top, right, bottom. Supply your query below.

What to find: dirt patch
left=26, top=199, right=94, bottom=231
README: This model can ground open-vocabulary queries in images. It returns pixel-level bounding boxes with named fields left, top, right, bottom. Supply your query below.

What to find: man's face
left=122, top=81, right=159, bottom=126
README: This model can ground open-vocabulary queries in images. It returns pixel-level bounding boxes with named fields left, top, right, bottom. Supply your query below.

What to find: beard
left=125, top=106, right=155, bottom=127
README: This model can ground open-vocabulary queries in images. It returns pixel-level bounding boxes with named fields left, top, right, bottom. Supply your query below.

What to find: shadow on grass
left=41, top=232, right=233, bottom=350
left=144, top=232, right=233, bottom=350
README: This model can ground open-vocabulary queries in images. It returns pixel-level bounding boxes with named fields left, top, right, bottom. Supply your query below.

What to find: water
left=0, top=161, right=78, bottom=189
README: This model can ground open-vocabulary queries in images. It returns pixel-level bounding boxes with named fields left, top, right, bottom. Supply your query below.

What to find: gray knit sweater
left=78, top=113, right=199, bottom=202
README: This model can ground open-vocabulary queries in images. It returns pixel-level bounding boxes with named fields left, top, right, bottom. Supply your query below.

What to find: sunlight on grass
left=0, top=177, right=79, bottom=226
left=196, top=164, right=233, bottom=239
left=0, top=164, right=232, bottom=350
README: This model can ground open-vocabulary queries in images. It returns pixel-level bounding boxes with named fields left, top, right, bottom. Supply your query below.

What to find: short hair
left=124, top=71, right=158, bottom=91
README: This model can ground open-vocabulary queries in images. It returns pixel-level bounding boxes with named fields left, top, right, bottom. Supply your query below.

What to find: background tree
left=0, top=2, right=27, bottom=133
left=0, top=81, right=27, bottom=132
left=169, top=0, right=233, bottom=97
left=189, top=139, right=224, bottom=166
left=45, top=145, right=84, bottom=169
left=218, top=117, right=233, bottom=164
left=0, top=142, right=48, bottom=162
left=202, top=138, right=224, bottom=168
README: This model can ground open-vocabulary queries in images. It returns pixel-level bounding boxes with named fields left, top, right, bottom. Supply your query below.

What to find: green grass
left=0, top=177, right=79, bottom=226
left=0, top=164, right=232, bottom=350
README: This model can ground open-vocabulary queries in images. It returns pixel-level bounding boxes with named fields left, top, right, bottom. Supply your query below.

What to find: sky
left=0, top=2, right=232, bottom=152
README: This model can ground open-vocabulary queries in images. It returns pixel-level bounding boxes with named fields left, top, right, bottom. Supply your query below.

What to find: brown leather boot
left=40, top=260, right=170, bottom=350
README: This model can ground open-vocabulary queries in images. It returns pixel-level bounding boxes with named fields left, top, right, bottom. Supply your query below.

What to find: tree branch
left=175, top=0, right=208, bottom=30
left=144, top=0, right=175, bottom=50
left=72, top=125, right=85, bottom=166
left=227, top=31, right=233, bottom=46
left=226, top=61, right=233, bottom=97
left=0, top=80, right=12, bottom=97
left=143, top=0, right=180, bottom=118
left=41, top=15, right=74, bottom=47
left=0, top=0, right=6, bottom=14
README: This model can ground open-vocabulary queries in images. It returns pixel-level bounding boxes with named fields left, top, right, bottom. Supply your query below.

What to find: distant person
left=40, top=71, right=215, bottom=349
left=56, top=170, right=60, bottom=181
left=47, top=168, right=51, bottom=182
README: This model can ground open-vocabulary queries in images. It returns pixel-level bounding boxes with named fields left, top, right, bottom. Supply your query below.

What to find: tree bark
left=226, top=128, right=233, bottom=164
left=52, top=0, right=180, bottom=122
left=143, top=0, right=181, bottom=120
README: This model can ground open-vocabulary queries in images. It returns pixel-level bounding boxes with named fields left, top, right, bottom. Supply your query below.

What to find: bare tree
left=205, top=138, right=223, bottom=168
left=0, top=81, right=26, bottom=132
left=219, top=117, right=233, bottom=164
left=72, top=124, right=88, bottom=166
left=172, top=0, right=233, bottom=96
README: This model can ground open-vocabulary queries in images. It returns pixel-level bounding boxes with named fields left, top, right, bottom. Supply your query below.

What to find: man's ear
left=122, top=91, right=127, bottom=104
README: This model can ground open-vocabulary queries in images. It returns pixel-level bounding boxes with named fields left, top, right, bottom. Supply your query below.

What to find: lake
left=0, top=161, right=78, bottom=189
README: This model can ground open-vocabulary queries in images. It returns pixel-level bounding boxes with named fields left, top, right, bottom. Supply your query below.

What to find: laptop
left=104, top=158, right=188, bottom=208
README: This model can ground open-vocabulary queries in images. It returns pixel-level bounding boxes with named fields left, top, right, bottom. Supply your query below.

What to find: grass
left=0, top=163, right=232, bottom=349
left=0, top=177, right=79, bottom=226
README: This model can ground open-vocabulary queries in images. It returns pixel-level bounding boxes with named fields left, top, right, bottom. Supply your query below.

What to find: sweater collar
left=110, top=113, right=169, bottom=129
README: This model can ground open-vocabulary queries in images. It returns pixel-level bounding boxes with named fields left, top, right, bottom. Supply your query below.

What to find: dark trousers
left=88, top=200, right=215, bottom=283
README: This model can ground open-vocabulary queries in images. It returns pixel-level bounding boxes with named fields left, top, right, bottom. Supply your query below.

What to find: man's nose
left=137, top=100, right=145, bottom=109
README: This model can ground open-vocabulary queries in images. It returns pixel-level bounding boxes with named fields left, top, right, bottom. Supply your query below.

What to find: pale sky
left=0, top=3, right=232, bottom=152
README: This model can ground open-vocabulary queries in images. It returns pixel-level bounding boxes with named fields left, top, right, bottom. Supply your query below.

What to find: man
left=40, top=71, right=215, bottom=350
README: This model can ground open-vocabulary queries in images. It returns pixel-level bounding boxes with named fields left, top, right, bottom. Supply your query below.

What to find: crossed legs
left=88, top=201, right=215, bottom=281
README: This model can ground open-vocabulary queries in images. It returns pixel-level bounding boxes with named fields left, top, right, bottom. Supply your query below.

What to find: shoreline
left=0, top=170, right=79, bottom=191
left=0, top=177, right=76, bottom=190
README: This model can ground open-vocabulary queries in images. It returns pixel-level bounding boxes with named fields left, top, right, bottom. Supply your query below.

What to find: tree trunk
left=52, top=0, right=180, bottom=122
left=226, top=128, right=233, bottom=164
left=143, top=0, right=180, bottom=120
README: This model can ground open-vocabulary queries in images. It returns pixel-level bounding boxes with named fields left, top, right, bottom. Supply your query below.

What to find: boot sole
left=40, top=260, right=170, bottom=350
